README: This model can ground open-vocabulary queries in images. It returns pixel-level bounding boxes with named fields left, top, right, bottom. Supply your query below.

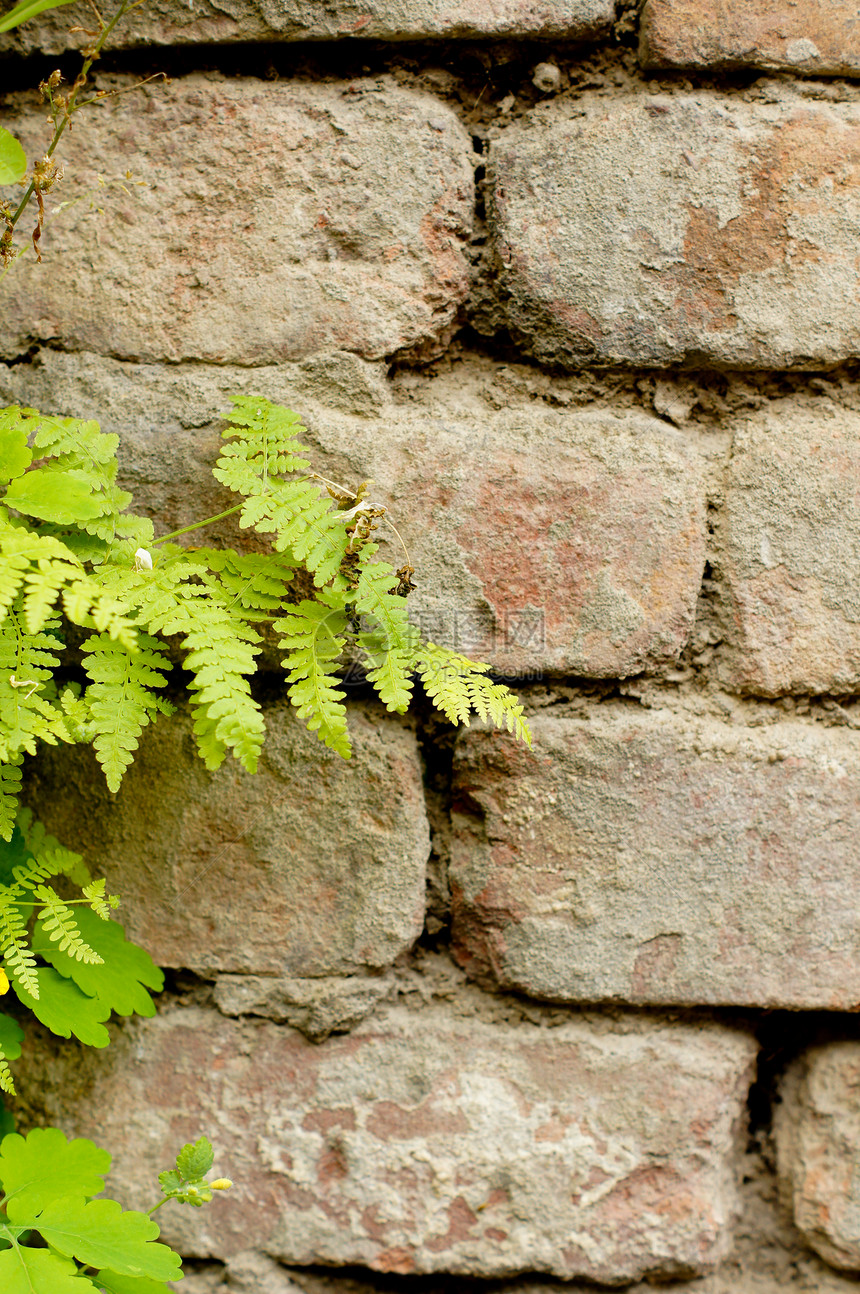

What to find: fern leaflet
left=276, top=598, right=350, bottom=757
left=34, top=884, right=103, bottom=963
left=81, top=632, right=174, bottom=792
left=414, top=641, right=532, bottom=745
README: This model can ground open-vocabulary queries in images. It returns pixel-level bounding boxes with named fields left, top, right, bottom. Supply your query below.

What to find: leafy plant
left=0, top=1127, right=229, bottom=1292
left=0, top=811, right=162, bottom=1092
left=0, top=396, right=530, bottom=834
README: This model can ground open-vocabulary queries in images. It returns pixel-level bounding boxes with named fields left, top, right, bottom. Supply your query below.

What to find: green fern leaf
left=276, top=597, right=350, bottom=757
left=0, top=897, right=38, bottom=998
left=34, top=885, right=103, bottom=964
left=196, top=547, right=297, bottom=613
left=81, top=633, right=173, bottom=792
left=359, top=630, right=414, bottom=713
left=414, top=642, right=532, bottom=745
left=350, top=562, right=411, bottom=650
left=0, top=1014, right=24, bottom=1097
left=217, top=396, right=311, bottom=493
left=0, top=759, right=22, bottom=842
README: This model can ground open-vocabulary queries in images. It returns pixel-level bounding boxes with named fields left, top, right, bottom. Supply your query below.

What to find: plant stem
left=8, top=0, right=136, bottom=233
left=151, top=504, right=245, bottom=546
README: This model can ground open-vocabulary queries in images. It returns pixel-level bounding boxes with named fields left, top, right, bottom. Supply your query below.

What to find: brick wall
left=3, top=3, right=860, bottom=1290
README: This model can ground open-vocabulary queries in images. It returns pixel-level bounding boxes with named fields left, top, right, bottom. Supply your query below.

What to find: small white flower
left=134, top=547, right=153, bottom=572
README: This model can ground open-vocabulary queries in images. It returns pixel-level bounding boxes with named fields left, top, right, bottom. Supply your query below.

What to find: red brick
left=641, top=0, right=860, bottom=77
left=776, top=1044, right=860, bottom=1271
left=719, top=401, right=860, bottom=696
left=489, top=93, right=860, bottom=369
left=1, top=0, right=614, bottom=54
left=18, top=1002, right=756, bottom=1283
left=451, top=709, right=860, bottom=1009
left=0, top=77, right=473, bottom=365
left=26, top=706, right=429, bottom=978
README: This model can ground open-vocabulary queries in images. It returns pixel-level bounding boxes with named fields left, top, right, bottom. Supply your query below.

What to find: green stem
left=8, top=0, right=136, bottom=233
left=151, top=504, right=245, bottom=546
left=147, top=1196, right=169, bottom=1215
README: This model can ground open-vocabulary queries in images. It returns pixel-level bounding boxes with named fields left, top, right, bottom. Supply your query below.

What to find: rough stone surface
left=718, top=400, right=860, bottom=696
left=20, top=1001, right=756, bottom=1283
left=641, top=0, right=860, bottom=78
left=451, top=707, right=860, bottom=1009
left=0, top=0, right=614, bottom=52
left=214, top=972, right=394, bottom=1041
left=0, top=76, right=473, bottom=364
left=487, top=90, right=860, bottom=369
left=776, top=1044, right=860, bottom=1272
left=25, top=705, right=429, bottom=977
left=0, top=350, right=708, bottom=677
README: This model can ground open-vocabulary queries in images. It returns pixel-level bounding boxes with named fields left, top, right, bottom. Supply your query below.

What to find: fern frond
left=30, top=414, right=133, bottom=541
left=414, top=641, right=532, bottom=745
left=196, top=548, right=297, bottom=614
left=0, top=612, right=75, bottom=763
left=0, top=758, right=22, bottom=842
left=82, top=878, right=119, bottom=920
left=217, top=397, right=311, bottom=493
left=0, top=1054, right=15, bottom=1096
left=359, top=630, right=414, bottom=713
left=81, top=632, right=173, bottom=792
left=34, top=884, right=103, bottom=963
left=0, top=897, right=38, bottom=997
left=350, top=563, right=411, bottom=650
left=93, top=559, right=265, bottom=772
left=179, top=591, right=265, bottom=773
left=236, top=479, right=351, bottom=587
left=276, top=597, right=350, bottom=757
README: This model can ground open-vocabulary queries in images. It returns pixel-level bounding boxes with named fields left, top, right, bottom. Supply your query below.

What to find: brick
left=0, top=77, right=473, bottom=365
left=718, top=401, right=860, bottom=696
left=641, top=0, right=860, bottom=78
left=25, top=705, right=429, bottom=977
left=18, top=1002, right=755, bottom=1282
left=451, top=708, right=860, bottom=1009
left=775, top=1044, right=860, bottom=1271
left=0, top=351, right=707, bottom=678
left=0, top=0, right=614, bottom=53
left=487, top=92, right=860, bottom=369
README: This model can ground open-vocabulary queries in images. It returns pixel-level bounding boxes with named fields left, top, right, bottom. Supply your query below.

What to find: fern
left=217, top=396, right=312, bottom=488
left=0, top=897, right=38, bottom=997
left=0, top=758, right=21, bottom=843
left=276, top=597, right=351, bottom=757
left=34, top=884, right=102, bottom=963
left=414, top=641, right=533, bottom=745
left=81, top=632, right=174, bottom=792
left=0, top=397, right=531, bottom=821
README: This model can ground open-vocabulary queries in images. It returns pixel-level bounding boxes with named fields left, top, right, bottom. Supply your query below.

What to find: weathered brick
left=487, top=92, right=860, bottom=369
left=718, top=401, right=860, bottom=696
left=775, top=1044, right=860, bottom=1271
left=26, top=705, right=429, bottom=977
left=641, top=0, right=860, bottom=78
left=19, top=1002, right=755, bottom=1283
left=0, top=0, right=614, bottom=53
left=0, top=77, right=473, bottom=364
left=0, top=351, right=707, bottom=677
left=451, top=708, right=860, bottom=1009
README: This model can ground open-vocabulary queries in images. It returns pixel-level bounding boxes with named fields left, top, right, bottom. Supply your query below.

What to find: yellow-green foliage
left=0, top=397, right=531, bottom=825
